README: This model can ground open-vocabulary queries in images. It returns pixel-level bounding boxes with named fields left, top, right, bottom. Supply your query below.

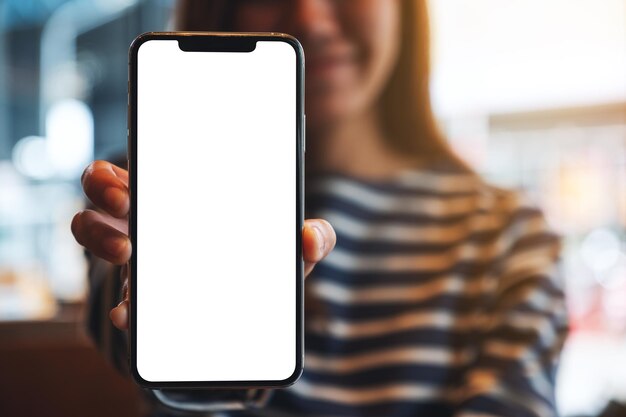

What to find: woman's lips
left=306, top=54, right=356, bottom=81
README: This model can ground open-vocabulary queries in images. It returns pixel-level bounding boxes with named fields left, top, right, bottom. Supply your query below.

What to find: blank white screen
left=136, top=39, right=296, bottom=383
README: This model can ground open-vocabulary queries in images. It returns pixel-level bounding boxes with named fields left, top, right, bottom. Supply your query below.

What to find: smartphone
left=128, top=32, right=304, bottom=389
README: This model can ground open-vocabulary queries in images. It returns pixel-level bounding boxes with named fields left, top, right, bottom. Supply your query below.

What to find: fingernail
left=104, top=187, right=127, bottom=213
left=103, top=236, right=128, bottom=256
left=312, top=225, right=326, bottom=253
left=109, top=301, right=128, bottom=329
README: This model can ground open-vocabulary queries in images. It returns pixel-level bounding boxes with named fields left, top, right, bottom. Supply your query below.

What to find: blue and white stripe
left=250, top=169, right=568, bottom=417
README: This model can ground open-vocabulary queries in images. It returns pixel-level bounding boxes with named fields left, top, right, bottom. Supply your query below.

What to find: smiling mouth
left=306, top=54, right=356, bottom=79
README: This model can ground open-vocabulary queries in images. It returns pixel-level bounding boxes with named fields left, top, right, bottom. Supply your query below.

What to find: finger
left=121, top=273, right=128, bottom=300
left=110, top=265, right=129, bottom=330
left=81, top=160, right=130, bottom=218
left=120, top=264, right=129, bottom=284
left=303, top=219, right=336, bottom=276
left=81, top=159, right=129, bottom=186
left=110, top=300, right=129, bottom=330
left=71, top=209, right=131, bottom=265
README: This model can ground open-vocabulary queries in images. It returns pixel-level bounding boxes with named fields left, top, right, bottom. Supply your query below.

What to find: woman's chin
left=306, top=96, right=361, bottom=130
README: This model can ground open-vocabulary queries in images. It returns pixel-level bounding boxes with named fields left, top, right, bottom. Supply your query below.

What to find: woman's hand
left=71, top=160, right=336, bottom=330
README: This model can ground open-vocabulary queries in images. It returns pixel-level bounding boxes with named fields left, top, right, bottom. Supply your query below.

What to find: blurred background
left=0, top=0, right=624, bottom=416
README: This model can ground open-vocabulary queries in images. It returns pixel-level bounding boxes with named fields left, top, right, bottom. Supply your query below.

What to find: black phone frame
left=127, top=32, right=305, bottom=389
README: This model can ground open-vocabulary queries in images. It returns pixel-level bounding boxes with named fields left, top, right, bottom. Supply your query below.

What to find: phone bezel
left=127, top=32, right=305, bottom=389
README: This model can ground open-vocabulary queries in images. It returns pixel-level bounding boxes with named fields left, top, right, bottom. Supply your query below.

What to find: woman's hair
left=174, top=0, right=469, bottom=171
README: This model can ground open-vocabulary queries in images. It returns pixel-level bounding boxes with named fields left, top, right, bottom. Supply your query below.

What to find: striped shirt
left=86, top=166, right=568, bottom=417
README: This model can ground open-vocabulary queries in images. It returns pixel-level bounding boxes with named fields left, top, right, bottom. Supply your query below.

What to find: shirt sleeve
left=454, top=196, right=569, bottom=417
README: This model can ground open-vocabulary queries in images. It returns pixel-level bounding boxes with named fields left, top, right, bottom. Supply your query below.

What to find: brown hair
left=173, top=0, right=469, bottom=171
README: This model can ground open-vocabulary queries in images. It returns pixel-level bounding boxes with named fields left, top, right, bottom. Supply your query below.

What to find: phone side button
left=303, top=114, right=306, bottom=153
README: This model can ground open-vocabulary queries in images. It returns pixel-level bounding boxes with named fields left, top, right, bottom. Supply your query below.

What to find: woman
left=71, top=0, right=568, bottom=416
